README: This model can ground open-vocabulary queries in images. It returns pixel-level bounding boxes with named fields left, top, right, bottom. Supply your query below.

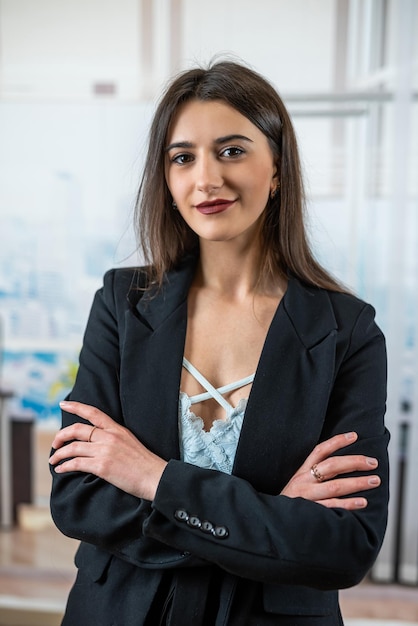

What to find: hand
left=280, top=432, right=381, bottom=510
left=49, top=401, right=167, bottom=501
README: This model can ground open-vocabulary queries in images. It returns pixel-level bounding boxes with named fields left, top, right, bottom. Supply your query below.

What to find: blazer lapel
left=233, top=277, right=338, bottom=494
left=119, top=256, right=197, bottom=460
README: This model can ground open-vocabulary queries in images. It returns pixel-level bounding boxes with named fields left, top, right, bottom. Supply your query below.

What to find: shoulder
left=327, top=288, right=376, bottom=324
left=102, top=266, right=149, bottom=301
left=103, top=267, right=149, bottom=297
left=101, top=253, right=197, bottom=305
left=326, top=289, right=383, bottom=341
left=90, top=267, right=151, bottom=324
left=286, top=277, right=384, bottom=350
left=291, top=276, right=378, bottom=324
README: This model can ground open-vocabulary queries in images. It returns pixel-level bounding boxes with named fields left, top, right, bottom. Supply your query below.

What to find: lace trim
left=178, top=392, right=246, bottom=474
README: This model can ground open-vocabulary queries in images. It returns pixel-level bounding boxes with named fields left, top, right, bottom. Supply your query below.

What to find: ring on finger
left=88, top=425, right=99, bottom=443
left=311, top=463, right=325, bottom=482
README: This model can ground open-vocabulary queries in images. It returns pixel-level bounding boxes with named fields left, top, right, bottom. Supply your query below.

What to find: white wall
left=0, top=0, right=141, bottom=99
left=180, top=0, right=336, bottom=92
left=0, top=0, right=338, bottom=99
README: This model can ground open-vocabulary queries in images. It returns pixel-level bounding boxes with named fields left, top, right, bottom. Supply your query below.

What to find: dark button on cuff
left=213, top=525, right=229, bottom=539
left=187, top=515, right=202, bottom=528
left=200, top=520, right=214, bottom=534
left=174, top=509, right=189, bottom=522
left=174, top=510, right=228, bottom=539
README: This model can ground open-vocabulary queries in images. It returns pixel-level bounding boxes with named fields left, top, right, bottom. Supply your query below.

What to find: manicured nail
left=59, top=401, right=71, bottom=407
left=345, top=432, right=356, bottom=441
left=368, top=476, right=380, bottom=486
left=367, top=457, right=378, bottom=467
left=355, top=498, right=367, bottom=508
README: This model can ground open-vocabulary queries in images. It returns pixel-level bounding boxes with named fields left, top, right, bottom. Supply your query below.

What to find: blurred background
left=0, top=0, right=417, bottom=624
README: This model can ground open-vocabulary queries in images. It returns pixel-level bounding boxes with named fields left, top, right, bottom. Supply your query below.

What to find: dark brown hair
left=135, top=60, right=346, bottom=292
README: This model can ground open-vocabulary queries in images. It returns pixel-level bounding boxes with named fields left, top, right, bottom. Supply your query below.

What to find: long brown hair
left=135, top=60, right=346, bottom=293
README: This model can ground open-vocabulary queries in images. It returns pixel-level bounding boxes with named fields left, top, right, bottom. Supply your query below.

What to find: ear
left=270, top=167, right=279, bottom=192
left=270, top=169, right=280, bottom=198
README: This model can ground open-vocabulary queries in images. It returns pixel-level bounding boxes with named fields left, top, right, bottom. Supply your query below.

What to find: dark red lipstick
left=195, top=199, right=236, bottom=215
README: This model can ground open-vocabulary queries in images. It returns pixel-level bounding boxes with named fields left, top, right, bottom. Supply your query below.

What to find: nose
left=196, top=154, right=223, bottom=194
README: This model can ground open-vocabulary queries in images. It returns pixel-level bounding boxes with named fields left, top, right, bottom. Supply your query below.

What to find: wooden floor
left=0, top=429, right=417, bottom=625
left=0, top=525, right=75, bottom=626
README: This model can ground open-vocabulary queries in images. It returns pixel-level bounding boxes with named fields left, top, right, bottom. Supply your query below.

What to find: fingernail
left=355, top=498, right=367, bottom=508
left=59, top=401, right=71, bottom=407
left=345, top=432, right=356, bottom=441
left=367, top=457, right=378, bottom=467
left=368, top=476, right=380, bottom=486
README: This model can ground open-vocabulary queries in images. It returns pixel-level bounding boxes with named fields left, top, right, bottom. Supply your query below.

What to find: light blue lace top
left=178, top=358, right=255, bottom=474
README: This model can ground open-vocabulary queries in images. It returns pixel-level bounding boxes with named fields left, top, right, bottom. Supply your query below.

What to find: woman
left=50, top=61, right=389, bottom=625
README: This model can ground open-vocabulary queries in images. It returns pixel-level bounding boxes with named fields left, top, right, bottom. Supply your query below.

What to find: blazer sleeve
left=49, top=269, right=202, bottom=570
left=143, top=300, right=389, bottom=590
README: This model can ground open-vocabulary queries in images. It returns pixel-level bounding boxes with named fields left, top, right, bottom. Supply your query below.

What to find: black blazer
left=50, top=257, right=389, bottom=625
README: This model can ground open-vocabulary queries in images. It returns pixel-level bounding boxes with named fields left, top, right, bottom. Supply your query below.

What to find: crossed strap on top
left=182, top=357, right=255, bottom=416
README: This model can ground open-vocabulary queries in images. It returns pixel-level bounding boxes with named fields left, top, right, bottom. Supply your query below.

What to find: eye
left=170, top=153, right=194, bottom=165
left=220, top=146, right=245, bottom=158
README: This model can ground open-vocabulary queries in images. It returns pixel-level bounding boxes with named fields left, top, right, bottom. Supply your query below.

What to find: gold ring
left=311, top=463, right=325, bottom=482
left=88, top=425, right=98, bottom=443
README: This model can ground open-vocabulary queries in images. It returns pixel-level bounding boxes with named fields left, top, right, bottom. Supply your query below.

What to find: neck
left=196, top=238, right=281, bottom=300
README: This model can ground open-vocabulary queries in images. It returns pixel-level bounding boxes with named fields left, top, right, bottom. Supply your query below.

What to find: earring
left=172, top=201, right=177, bottom=209
left=270, top=182, right=280, bottom=199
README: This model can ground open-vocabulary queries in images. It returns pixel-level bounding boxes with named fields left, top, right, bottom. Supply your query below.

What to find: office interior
left=0, top=0, right=417, bottom=624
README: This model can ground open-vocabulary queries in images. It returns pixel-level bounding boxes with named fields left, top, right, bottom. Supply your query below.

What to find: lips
left=195, top=199, right=236, bottom=215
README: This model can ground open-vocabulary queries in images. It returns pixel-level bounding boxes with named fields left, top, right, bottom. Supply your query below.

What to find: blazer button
left=174, top=509, right=189, bottom=522
left=187, top=515, right=201, bottom=529
left=200, top=520, right=214, bottom=534
left=213, top=525, right=229, bottom=539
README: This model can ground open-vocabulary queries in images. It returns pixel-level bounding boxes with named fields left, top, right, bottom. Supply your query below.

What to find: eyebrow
left=165, top=134, right=253, bottom=152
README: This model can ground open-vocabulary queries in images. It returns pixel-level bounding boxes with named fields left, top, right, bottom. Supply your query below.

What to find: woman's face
left=165, top=99, right=278, bottom=247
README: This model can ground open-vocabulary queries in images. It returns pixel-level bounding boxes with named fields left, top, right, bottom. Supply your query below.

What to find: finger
left=316, top=497, right=368, bottom=510
left=52, top=452, right=99, bottom=475
left=50, top=440, right=96, bottom=465
left=59, top=401, right=113, bottom=429
left=300, top=432, right=358, bottom=473
left=312, top=454, right=378, bottom=482
left=311, top=432, right=358, bottom=464
left=51, top=421, right=100, bottom=450
left=314, top=475, right=381, bottom=500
